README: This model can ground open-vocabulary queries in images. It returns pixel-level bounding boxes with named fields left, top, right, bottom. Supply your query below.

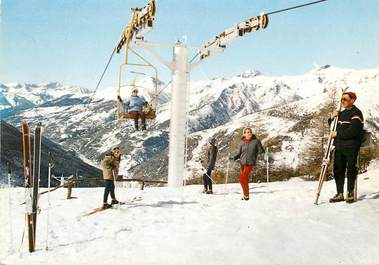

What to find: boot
left=345, top=192, right=355, bottom=203
left=102, top=203, right=112, bottom=209
left=111, top=199, right=119, bottom=205
left=206, top=190, right=213, bottom=194
left=241, top=196, right=249, bottom=201
left=329, top=193, right=344, bottom=203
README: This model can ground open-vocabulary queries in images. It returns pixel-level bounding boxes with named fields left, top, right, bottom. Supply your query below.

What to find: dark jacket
left=206, top=145, right=218, bottom=170
left=328, top=105, right=363, bottom=149
left=233, top=135, right=264, bottom=166
left=102, top=153, right=120, bottom=180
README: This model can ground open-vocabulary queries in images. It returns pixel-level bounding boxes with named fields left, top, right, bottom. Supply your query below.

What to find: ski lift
left=115, top=0, right=158, bottom=121
left=117, top=60, right=158, bottom=120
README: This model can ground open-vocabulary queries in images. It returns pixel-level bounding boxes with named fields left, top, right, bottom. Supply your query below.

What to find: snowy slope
left=1, top=160, right=379, bottom=265
left=1, top=66, right=378, bottom=180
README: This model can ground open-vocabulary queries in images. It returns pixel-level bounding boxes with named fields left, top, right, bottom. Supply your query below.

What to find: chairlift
left=116, top=49, right=158, bottom=120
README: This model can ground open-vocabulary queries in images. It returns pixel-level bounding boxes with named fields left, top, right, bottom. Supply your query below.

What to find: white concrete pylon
left=167, top=42, right=189, bottom=187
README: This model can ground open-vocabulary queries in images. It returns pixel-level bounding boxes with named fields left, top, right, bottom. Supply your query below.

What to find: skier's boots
left=206, top=190, right=213, bottom=194
left=329, top=193, right=344, bottom=203
left=102, top=203, right=112, bottom=209
left=345, top=192, right=355, bottom=203
left=241, top=196, right=250, bottom=201
left=111, top=199, right=120, bottom=205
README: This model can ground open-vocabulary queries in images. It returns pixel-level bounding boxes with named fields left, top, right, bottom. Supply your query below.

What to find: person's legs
left=103, top=180, right=112, bottom=203
left=333, top=149, right=347, bottom=194
left=134, top=117, right=139, bottom=130
left=110, top=180, right=116, bottom=200
left=345, top=148, right=359, bottom=194
left=141, top=112, right=146, bottom=130
left=207, top=169, right=213, bottom=191
left=240, top=165, right=252, bottom=198
left=202, top=173, right=208, bottom=190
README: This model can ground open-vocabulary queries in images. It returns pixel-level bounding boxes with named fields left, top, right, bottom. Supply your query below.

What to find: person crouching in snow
left=229, top=127, right=264, bottom=200
left=202, top=137, right=218, bottom=194
left=102, top=146, right=121, bottom=209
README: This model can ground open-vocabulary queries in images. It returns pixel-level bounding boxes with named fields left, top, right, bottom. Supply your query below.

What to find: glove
left=228, top=156, right=235, bottom=161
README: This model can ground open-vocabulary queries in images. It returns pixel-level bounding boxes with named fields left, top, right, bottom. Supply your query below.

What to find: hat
left=243, top=127, right=253, bottom=134
left=208, top=137, right=216, bottom=145
left=132, top=88, right=138, bottom=93
left=343, top=91, right=357, bottom=101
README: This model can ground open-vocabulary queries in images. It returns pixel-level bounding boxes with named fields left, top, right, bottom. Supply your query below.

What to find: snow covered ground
left=1, top=161, right=379, bottom=265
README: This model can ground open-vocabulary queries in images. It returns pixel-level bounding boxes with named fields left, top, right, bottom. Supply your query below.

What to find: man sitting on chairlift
left=124, top=88, right=148, bottom=130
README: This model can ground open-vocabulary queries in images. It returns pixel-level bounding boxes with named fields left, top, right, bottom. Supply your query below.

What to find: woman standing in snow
left=229, top=127, right=264, bottom=200
left=101, top=146, right=121, bottom=209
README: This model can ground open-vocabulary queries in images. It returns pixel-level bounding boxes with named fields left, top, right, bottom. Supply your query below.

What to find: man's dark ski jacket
left=328, top=105, right=364, bottom=149
left=206, top=144, right=218, bottom=171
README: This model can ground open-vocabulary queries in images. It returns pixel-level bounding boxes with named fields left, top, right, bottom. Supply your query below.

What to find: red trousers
left=240, top=164, right=253, bottom=197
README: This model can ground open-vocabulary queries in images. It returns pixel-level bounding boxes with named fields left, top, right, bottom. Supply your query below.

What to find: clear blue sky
left=1, top=0, right=378, bottom=89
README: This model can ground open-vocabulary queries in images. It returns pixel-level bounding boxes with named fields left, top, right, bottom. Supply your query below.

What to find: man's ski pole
left=46, top=152, right=53, bottom=251
left=203, top=168, right=216, bottom=184
left=225, top=154, right=230, bottom=193
left=7, top=163, right=14, bottom=253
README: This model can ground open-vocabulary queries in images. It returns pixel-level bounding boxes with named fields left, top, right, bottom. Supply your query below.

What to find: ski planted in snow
left=32, top=123, right=43, bottom=249
left=82, top=196, right=143, bottom=217
left=21, top=121, right=34, bottom=252
left=314, top=87, right=348, bottom=205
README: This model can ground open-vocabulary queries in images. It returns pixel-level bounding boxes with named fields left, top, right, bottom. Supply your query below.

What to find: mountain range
left=1, top=66, right=378, bottom=184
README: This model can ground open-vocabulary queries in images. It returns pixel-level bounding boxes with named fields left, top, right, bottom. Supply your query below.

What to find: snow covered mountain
left=1, top=66, right=378, bottom=182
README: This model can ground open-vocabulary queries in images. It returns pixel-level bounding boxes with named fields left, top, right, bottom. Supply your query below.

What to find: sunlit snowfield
left=1, top=161, right=379, bottom=265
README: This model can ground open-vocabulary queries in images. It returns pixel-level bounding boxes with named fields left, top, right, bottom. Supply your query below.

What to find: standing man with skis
left=229, top=127, right=264, bottom=200
left=202, top=137, right=218, bottom=194
left=329, top=92, right=363, bottom=204
left=102, top=146, right=121, bottom=209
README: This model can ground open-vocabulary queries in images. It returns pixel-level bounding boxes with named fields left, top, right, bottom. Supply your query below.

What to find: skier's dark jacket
left=206, top=144, right=218, bottom=170
left=233, top=135, right=264, bottom=166
left=328, top=105, right=363, bottom=149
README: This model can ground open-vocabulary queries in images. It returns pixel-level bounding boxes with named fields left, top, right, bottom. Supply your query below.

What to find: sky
left=0, top=0, right=378, bottom=90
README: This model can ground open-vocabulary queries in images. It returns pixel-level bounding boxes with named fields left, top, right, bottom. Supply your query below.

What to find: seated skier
left=124, top=88, right=148, bottom=131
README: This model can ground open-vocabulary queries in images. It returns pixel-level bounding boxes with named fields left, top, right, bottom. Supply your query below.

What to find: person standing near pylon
left=328, top=91, right=363, bottom=204
left=229, top=127, right=264, bottom=200
left=202, top=137, right=218, bottom=194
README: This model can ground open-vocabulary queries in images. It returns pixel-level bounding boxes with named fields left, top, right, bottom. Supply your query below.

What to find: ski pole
left=225, top=154, right=230, bottom=193
left=203, top=168, right=216, bottom=184
left=46, top=152, right=53, bottom=251
left=112, top=171, right=120, bottom=210
left=354, top=150, right=360, bottom=202
left=7, top=163, right=14, bottom=253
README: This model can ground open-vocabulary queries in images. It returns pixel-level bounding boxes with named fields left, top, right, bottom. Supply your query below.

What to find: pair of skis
left=314, top=88, right=347, bottom=205
left=21, top=122, right=43, bottom=252
left=82, top=196, right=143, bottom=217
